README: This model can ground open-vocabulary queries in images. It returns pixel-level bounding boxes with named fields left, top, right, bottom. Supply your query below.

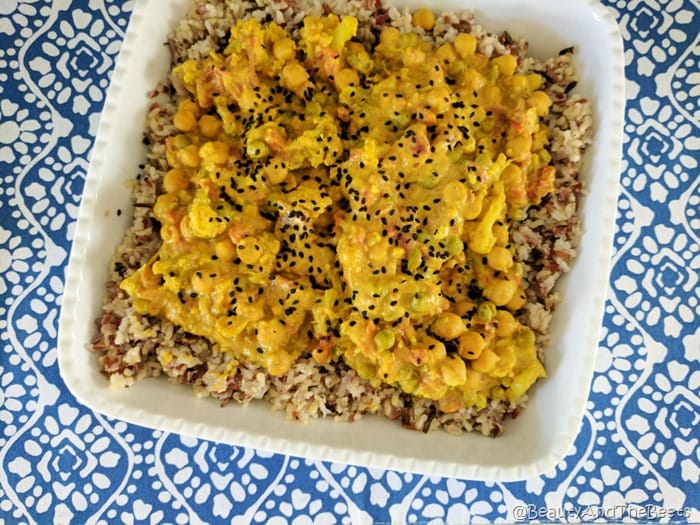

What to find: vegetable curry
left=121, top=11, right=554, bottom=413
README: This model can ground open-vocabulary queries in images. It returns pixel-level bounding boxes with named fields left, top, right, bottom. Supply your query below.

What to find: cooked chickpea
left=163, top=168, right=188, bottom=193
left=440, top=356, right=467, bottom=386
left=481, top=84, right=501, bottom=106
left=528, top=90, right=552, bottom=116
left=487, top=246, right=513, bottom=272
left=435, top=43, right=457, bottom=64
left=178, top=99, right=199, bottom=114
left=453, top=33, right=477, bottom=57
left=173, top=110, right=197, bottom=132
left=484, top=278, right=518, bottom=306
left=506, top=288, right=527, bottom=311
left=495, top=310, right=518, bottom=337
left=237, top=237, right=262, bottom=264
left=471, top=348, right=500, bottom=373
left=462, top=67, right=485, bottom=91
left=214, top=237, right=236, bottom=262
left=179, top=143, right=201, bottom=168
left=273, top=37, right=296, bottom=61
left=458, top=331, right=486, bottom=359
left=412, top=8, right=435, bottom=31
left=334, top=67, right=360, bottom=90
left=379, top=26, right=400, bottom=47
left=431, top=312, right=467, bottom=340
left=453, top=300, right=477, bottom=317
left=492, top=54, right=517, bottom=76
left=199, top=141, right=229, bottom=164
left=264, top=161, right=288, bottom=184
left=281, top=62, right=309, bottom=90
left=198, top=114, right=221, bottom=138
left=246, top=139, right=270, bottom=160
left=513, top=75, right=532, bottom=95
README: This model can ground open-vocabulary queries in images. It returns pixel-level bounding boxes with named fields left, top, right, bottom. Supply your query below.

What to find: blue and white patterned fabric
left=0, top=1, right=698, bottom=523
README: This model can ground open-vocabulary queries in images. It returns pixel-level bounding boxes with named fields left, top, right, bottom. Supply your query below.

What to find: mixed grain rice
left=91, top=0, right=592, bottom=437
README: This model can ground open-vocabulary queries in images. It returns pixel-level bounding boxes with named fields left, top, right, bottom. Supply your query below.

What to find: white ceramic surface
left=57, top=0, right=624, bottom=481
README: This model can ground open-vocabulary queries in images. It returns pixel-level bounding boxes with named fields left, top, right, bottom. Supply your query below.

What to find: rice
left=90, top=0, right=592, bottom=437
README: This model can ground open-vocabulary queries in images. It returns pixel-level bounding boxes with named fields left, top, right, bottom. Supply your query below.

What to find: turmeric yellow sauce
left=122, top=10, right=554, bottom=412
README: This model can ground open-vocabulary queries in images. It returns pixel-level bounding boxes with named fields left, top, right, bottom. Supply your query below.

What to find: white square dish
left=57, top=0, right=624, bottom=481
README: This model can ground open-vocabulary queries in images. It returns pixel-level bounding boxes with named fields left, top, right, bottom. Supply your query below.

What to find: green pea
left=374, top=329, right=395, bottom=351
left=476, top=301, right=496, bottom=322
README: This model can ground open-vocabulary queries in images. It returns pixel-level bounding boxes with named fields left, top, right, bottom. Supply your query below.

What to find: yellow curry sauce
left=121, top=11, right=554, bottom=412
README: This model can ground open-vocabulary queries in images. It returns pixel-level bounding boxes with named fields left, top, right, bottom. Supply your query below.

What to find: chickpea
left=237, top=237, right=261, bottom=264
left=379, top=26, right=400, bottom=47
left=487, top=246, right=513, bottom=272
left=527, top=73, right=543, bottom=90
left=412, top=8, right=435, bottom=31
left=528, top=90, right=552, bottom=116
left=178, top=99, right=199, bottom=115
left=495, top=310, right=518, bottom=337
left=273, top=37, right=296, bottom=61
left=511, top=74, right=529, bottom=93
left=471, top=348, right=500, bottom=373
left=458, top=331, right=486, bottom=359
left=484, top=278, right=518, bottom=306
left=453, top=300, right=477, bottom=317
left=481, top=85, right=501, bottom=106
left=462, top=67, right=485, bottom=91
left=264, top=161, right=288, bottom=184
left=179, top=143, right=201, bottom=168
left=506, top=288, right=527, bottom=311
left=440, top=356, right=467, bottom=387
left=214, top=237, right=236, bottom=262
left=453, top=33, right=477, bottom=58
left=492, top=54, right=517, bottom=76
left=431, top=312, right=467, bottom=340
left=163, top=168, right=188, bottom=193
left=334, top=67, right=360, bottom=90
left=173, top=110, right=197, bottom=132
left=199, top=141, right=229, bottom=164
left=435, top=43, right=457, bottom=64
left=281, top=62, right=309, bottom=90
left=198, top=114, right=222, bottom=138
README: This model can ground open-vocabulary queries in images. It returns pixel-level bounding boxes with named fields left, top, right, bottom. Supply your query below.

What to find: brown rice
left=90, top=0, right=592, bottom=437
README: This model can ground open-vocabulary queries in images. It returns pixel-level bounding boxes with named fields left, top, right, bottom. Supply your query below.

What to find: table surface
left=1, top=1, right=698, bottom=523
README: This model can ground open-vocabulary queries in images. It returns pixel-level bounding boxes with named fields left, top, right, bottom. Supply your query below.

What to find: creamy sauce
left=121, top=13, right=553, bottom=411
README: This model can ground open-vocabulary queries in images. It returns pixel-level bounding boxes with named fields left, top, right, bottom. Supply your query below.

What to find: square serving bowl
left=58, top=0, right=624, bottom=481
